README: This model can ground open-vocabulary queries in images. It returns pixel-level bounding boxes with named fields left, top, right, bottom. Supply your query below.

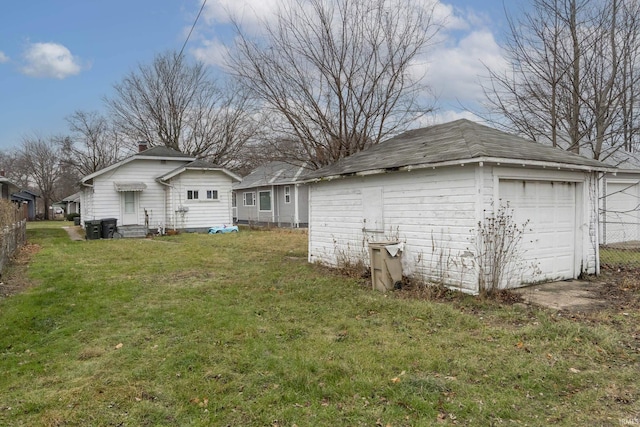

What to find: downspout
left=272, top=185, right=276, bottom=225
left=156, top=179, right=173, bottom=234
left=292, top=163, right=306, bottom=229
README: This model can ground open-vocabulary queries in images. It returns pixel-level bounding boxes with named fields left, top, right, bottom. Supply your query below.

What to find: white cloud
left=202, top=0, right=282, bottom=28
left=0, top=51, right=8, bottom=63
left=421, top=30, right=507, bottom=106
left=191, top=38, right=230, bottom=68
left=21, top=42, right=84, bottom=79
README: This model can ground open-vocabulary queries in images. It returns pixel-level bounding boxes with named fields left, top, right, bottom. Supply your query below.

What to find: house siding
left=308, top=165, right=600, bottom=293
left=600, top=172, right=640, bottom=244
left=235, top=183, right=309, bottom=227
left=85, top=160, right=187, bottom=227
left=166, top=170, right=234, bottom=230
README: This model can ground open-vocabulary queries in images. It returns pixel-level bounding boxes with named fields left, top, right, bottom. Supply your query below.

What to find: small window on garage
left=206, top=190, right=218, bottom=200
left=259, top=190, right=272, bottom=211
left=284, top=186, right=291, bottom=203
left=187, top=190, right=199, bottom=200
left=244, top=192, right=255, bottom=206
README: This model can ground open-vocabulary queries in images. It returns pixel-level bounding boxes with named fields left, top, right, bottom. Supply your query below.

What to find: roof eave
left=160, top=166, right=242, bottom=182
left=304, top=157, right=615, bottom=182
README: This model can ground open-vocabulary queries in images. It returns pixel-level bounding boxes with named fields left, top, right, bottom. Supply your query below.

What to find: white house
left=303, top=119, right=614, bottom=293
left=80, top=144, right=241, bottom=237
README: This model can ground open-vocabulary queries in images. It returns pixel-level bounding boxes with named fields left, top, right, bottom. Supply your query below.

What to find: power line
left=178, top=0, right=208, bottom=59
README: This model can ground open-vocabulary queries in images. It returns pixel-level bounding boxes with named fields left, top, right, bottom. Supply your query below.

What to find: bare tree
left=62, top=110, right=127, bottom=176
left=21, top=135, right=62, bottom=220
left=105, top=50, right=258, bottom=166
left=227, top=0, right=440, bottom=169
left=484, top=0, right=640, bottom=159
left=0, top=149, right=30, bottom=189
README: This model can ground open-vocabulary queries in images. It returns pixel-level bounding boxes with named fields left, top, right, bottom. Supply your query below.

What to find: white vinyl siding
left=168, top=171, right=234, bottom=229
left=87, top=159, right=187, bottom=227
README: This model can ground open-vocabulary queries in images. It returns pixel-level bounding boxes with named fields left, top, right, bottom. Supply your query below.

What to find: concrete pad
left=512, top=280, right=607, bottom=311
left=62, top=226, right=85, bottom=241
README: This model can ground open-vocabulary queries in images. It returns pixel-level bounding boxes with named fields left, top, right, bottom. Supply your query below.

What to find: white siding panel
left=169, top=170, right=234, bottom=229
left=89, top=159, right=188, bottom=225
left=602, top=179, right=640, bottom=244
left=309, top=167, right=480, bottom=291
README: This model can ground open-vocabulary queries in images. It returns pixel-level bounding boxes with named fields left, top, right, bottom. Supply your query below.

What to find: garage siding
left=308, top=167, right=480, bottom=291
left=309, top=165, right=600, bottom=293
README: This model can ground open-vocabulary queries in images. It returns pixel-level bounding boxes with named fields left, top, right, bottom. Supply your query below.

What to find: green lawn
left=1, top=223, right=639, bottom=426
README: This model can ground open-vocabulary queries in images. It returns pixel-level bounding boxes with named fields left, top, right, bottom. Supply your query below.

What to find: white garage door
left=603, top=181, right=640, bottom=244
left=499, top=180, right=576, bottom=285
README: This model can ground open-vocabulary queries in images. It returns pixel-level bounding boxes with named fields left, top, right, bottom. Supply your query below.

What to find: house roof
left=234, top=161, right=308, bottom=190
left=0, top=177, right=19, bottom=194
left=599, top=149, right=640, bottom=172
left=82, top=146, right=196, bottom=184
left=157, top=159, right=242, bottom=182
left=302, top=119, right=614, bottom=181
left=62, top=191, right=82, bottom=202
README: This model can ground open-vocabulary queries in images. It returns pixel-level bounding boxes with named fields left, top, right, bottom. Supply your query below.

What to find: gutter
left=301, top=156, right=617, bottom=183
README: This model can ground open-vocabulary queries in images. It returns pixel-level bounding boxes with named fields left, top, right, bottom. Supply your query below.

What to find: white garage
left=304, top=120, right=613, bottom=293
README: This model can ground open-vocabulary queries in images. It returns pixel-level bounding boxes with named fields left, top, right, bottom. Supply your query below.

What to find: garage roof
left=302, top=119, right=615, bottom=180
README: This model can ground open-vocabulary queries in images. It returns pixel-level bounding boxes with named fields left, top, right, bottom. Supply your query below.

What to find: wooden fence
left=0, top=220, right=26, bottom=273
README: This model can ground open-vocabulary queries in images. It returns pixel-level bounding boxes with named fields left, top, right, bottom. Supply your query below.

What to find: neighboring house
left=62, top=191, right=82, bottom=215
left=80, top=143, right=241, bottom=237
left=599, top=150, right=640, bottom=245
left=303, top=119, right=614, bottom=294
left=0, top=174, right=19, bottom=200
left=11, top=190, right=38, bottom=221
left=233, top=161, right=309, bottom=228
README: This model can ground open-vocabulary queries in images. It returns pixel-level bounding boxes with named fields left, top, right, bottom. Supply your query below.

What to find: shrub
left=66, top=212, right=80, bottom=221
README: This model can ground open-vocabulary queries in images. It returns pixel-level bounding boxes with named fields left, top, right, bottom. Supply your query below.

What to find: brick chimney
left=0, top=170, right=5, bottom=177
left=138, top=141, right=148, bottom=152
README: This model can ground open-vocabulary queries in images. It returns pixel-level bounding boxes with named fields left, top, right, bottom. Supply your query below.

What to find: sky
left=0, top=0, right=512, bottom=151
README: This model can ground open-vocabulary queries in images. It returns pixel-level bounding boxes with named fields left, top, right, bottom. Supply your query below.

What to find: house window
left=206, top=190, right=218, bottom=200
left=187, top=190, right=199, bottom=200
left=284, top=186, right=291, bottom=204
left=243, top=192, right=255, bottom=206
left=259, top=191, right=272, bottom=211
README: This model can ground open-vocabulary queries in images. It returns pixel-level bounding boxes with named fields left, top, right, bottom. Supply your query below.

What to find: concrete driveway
left=512, top=280, right=608, bottom=311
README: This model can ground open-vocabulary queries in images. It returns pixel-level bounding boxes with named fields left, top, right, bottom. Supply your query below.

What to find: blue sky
left=0, top=0, right=510, bottom=151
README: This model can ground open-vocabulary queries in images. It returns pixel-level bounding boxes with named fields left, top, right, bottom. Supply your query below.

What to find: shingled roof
left=302, top=119, right=613, bottom=180
left=234, top=161, right=308, bottom=190
left=133, top=145, right=193, bottom=159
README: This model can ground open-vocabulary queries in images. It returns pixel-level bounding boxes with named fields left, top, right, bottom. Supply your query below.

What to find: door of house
left=121, top=191, right=138, bottom=225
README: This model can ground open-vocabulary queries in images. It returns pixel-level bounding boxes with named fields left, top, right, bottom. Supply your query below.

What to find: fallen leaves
left=190, top=397, right=209, bottom=408
left=390, top=370, right=406, bottom=384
